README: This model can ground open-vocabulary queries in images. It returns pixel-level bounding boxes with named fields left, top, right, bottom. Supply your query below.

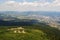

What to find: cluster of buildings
left=8, top=27, right=26, bottom=33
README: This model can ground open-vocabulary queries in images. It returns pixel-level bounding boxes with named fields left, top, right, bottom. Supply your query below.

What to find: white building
left=8, top=27, right=26, bottom=33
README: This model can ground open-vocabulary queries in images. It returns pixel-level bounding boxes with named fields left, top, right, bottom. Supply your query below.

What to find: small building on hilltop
left=8, top=27, right=25, bottom=33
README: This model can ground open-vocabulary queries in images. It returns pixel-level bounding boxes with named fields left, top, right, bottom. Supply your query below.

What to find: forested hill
left=0, top=22, right=60, bottom=40
left=0, top=19, right=38, bottom=26
left=0, top=11, right=60, bottom=40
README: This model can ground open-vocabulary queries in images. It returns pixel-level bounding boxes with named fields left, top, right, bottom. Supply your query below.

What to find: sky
left=0, top=0, right=60, bottom=11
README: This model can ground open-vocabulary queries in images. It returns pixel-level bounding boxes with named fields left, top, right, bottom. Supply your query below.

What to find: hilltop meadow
left=0, top=23, right=60, bottom=40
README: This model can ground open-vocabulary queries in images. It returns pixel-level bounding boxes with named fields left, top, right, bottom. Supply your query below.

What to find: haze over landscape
left=0, top=0, right=60, bottom=40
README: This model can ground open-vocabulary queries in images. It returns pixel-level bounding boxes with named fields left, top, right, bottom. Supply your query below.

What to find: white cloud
left=48, top=0, right=60, bottom=7
left=5, top=1, right=16, bottom=4
left=3, top=1, right=50, bottom=6
left=0, top=0, right=60, bottom=11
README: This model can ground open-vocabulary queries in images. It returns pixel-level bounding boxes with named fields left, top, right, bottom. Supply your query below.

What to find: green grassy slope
left=0, top=23, right=60, bottom=40
left=0, top=29, right=49, bottom=40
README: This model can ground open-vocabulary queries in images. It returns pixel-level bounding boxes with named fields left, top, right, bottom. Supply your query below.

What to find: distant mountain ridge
left=0, top=11, right=60, bottom=16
